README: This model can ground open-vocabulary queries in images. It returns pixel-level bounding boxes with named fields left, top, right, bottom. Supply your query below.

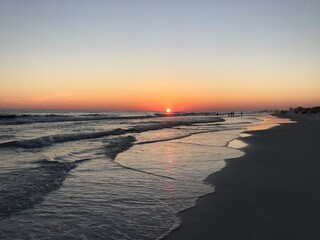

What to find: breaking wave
left=0, top=112, right=221, bottom=125
left=0, top=129, right=126, bottom=148
left=0, top=113, right=156, bottom=125
left=0, top=118, right=223, bottom=149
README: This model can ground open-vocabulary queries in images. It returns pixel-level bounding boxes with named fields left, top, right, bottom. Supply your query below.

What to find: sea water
left=0, top=110, right=260, bottom=239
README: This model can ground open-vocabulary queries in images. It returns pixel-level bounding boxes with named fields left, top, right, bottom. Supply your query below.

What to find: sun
left=166, top=108, right=171, bottom=113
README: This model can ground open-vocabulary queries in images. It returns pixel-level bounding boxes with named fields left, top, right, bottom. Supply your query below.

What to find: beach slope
left=166, top=115, right=320, bottom=240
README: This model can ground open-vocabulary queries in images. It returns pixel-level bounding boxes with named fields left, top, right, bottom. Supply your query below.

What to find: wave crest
left=0, top=117, right=223, bottom=149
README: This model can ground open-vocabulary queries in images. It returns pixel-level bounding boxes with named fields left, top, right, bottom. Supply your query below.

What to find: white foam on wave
left=0, top=117, right=223, bottom=149
left=0, top=113, right=156, bottom=125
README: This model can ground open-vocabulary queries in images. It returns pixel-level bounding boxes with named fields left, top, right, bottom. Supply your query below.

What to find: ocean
left=0, top=110, right=260, bottom=239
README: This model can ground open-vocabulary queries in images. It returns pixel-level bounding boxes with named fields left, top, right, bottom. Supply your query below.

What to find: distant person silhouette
left=240, top=112, right=243, bottom=117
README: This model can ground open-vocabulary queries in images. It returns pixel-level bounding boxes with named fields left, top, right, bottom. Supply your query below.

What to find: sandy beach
left=166, top=115, right=320, bottom=240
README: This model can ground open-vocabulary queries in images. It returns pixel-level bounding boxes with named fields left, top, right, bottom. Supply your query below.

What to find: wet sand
left=166, top=115, right=320, bottom=240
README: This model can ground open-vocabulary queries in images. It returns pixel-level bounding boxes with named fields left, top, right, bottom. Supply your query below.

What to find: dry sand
left=166, top=115, right=320, bottom=240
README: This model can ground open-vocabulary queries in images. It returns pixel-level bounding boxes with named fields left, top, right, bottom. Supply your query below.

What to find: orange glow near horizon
left=0, top=85, right=320, bottom=112
left=1, top=38, right=320, bottom=112
left=166, top=108, right=171, bottom=113
left=1, top=1, right=320, bottom=112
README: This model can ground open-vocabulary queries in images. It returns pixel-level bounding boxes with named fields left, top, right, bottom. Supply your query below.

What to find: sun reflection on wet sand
left=246, top=115, right=295, bottom=131
left=228, top=139, right=247, bottom=149
left=228, top=115, right=295, bottom=149
left=239, top=133, right=251, bottom=138
left=165, top=144, right=174, bottom=164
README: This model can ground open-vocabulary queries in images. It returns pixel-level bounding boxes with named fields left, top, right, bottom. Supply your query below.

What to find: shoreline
left=165, top=114, right=320, bottom=240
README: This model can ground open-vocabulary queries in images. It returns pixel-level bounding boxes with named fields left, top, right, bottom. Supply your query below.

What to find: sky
left=1, top=0, right=319, bottom=111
